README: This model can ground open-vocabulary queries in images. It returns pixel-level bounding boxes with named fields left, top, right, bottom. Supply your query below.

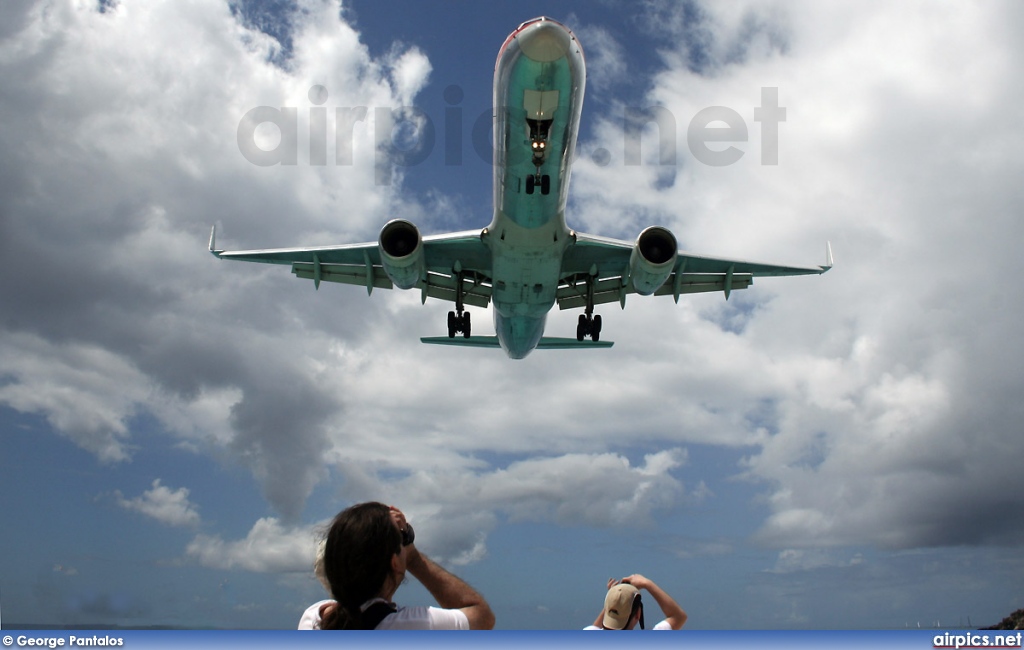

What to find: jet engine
left=629, top=226, right=678, bottom=295
left=378, top=219, right=425, bottom=290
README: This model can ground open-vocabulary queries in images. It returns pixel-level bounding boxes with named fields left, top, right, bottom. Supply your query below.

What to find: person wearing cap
left=584, top=574, right=688, bottom=630
left=298, top=502, right=494, bottom=630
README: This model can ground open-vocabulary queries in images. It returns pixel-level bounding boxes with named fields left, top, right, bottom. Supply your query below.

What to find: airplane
left=211, top=17, right=831, bottom=359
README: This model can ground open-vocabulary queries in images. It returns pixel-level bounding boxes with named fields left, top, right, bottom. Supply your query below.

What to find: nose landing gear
left=525, top=172, right=551, bottom=195
left=525, top=118, right=552, bottom=196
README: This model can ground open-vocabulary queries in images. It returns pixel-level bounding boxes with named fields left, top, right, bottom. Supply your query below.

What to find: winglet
left=209, top=225, right=223, bottom=258
left=821, top=241, right=834, bottom=272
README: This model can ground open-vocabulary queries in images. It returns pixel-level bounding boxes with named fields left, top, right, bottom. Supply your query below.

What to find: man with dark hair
left=584, top=574, right=688, bottom=630
left=298, top=502, right=494, bottom=630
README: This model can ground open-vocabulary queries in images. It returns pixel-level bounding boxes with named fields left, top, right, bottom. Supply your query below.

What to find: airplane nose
left=517, top=18, right=572, bottom=62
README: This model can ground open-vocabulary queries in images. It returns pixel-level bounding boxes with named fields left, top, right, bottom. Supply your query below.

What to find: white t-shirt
left=298, top=599, right=470, bottom=630
left=584, top=619, right=674, bottom=630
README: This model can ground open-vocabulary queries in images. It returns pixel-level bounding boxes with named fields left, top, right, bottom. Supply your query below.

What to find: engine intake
left=629, top=226, right=678, bottom=295
left=378, top=219, right=425, bottom=290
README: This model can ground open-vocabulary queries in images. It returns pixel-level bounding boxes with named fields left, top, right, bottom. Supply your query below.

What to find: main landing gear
left=575, top=273, right=602, bottom=342
left=576, top=313, right=602, bottom=342
left=447, top=309, right=471, bottom=338
left=447, top=269, right=471, bottom=338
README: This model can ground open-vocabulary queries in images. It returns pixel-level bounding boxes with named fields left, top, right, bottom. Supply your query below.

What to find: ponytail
left=319, top=502, right=403, bottom=630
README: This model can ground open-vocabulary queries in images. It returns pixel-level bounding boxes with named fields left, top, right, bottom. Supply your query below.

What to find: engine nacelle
left=378, top=219, right=425, bottom=290
left=629, top=226, right=678, bottom=295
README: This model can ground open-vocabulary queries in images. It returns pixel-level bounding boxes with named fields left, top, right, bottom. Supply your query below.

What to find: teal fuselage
left=485, top=18, right=586, bottom=359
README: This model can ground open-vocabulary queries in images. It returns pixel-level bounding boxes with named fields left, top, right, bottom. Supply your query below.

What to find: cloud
left=768, top=549, right=864, bottom=574
left=327, top=448, right=689, bottom=566
left=570, top=24, right=627, bottom=91
left=186, top=448, right=689, bottom=572
left=52, top=564, right=79, bottom=576
left=634, top=0, right=793, bottom=74
left=186, top=517, right=316, bottom=573
left=479, top=450, right=687, bottom=526
left=4, top=0, right=1024, bottom=593
left=116, top=479, right=201, bottom=528
left=576, top=0, right=1024, bottom=551
left=0, top=333, right=152, bottom=462
left=0, top=0, right=431, bottom=519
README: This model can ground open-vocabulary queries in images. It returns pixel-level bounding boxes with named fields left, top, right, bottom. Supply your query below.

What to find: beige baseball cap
left=602, top=583, right=640, bottom=629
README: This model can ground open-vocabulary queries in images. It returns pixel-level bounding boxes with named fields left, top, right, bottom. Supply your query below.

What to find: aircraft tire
left=447, top=311, right=456, bottom=338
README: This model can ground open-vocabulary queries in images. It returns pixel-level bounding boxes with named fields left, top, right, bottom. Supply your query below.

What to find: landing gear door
left=523, top=89, right=559, bottom=122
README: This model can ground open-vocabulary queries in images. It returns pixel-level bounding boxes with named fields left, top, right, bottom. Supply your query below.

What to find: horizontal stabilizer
left=420, top=336, right=613, bottom=349
left=536, top=337, right=614, bottom=349
left=421, top=336, right=502, bottom=348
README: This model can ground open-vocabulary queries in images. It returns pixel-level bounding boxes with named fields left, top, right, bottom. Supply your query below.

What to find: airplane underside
left=210, top=17, right=830, bottom=360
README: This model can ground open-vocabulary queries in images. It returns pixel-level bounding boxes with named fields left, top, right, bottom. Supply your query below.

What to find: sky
left=2, top=0, right=1023, bottom=631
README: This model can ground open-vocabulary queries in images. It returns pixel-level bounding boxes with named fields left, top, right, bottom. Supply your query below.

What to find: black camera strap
left=361, top=601, right=398, bottom=630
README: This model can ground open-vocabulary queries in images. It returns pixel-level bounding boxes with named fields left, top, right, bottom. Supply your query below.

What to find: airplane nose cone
left=517, top=18, right=572, bottom=62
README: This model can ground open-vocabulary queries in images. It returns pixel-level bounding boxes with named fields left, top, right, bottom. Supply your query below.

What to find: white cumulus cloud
left=117, top=479, right=201, bottom=528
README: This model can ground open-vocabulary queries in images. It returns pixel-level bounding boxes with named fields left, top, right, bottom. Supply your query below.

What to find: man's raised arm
left=405, top=547, right=496, bottom=630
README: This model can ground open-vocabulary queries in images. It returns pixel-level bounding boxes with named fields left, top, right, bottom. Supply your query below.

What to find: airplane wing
left=209, top=226, right=494, bottom=308
left=557, top=232, right=832, bottom=309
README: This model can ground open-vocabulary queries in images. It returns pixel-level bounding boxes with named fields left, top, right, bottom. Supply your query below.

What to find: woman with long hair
left=299, top=502, right=494, bottom=630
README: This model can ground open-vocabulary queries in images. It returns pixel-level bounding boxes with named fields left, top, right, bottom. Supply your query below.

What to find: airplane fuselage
left=484, top=18, right=586, bottom=358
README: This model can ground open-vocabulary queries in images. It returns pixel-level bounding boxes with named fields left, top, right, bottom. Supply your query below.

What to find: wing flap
left=293, top=262, right=394, bottom=290
left=556, top=273, right=753, bottom=310
left=651, top=273, right=752, bottom=298
left=421, top=272, right=492, bottom=308
left=291, top=264, right=492, bottom=307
